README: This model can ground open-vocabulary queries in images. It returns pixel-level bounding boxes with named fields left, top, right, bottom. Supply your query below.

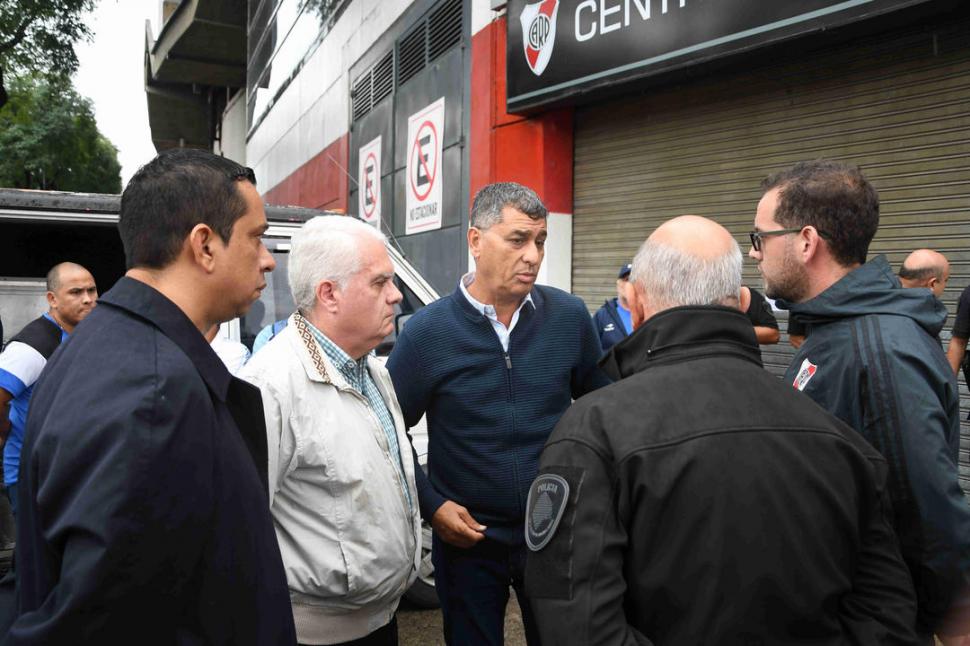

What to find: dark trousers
left=298, top=615, right=397, bottom=646
left=432, top=534, right=541, bottom=646
left=5, top=483, right=16, bottom=522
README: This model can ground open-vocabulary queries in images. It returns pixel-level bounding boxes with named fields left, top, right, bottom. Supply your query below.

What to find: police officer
left=524, top=215, right=918, bottom=644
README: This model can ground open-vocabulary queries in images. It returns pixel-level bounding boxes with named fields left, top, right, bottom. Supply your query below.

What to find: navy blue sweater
left=387, top=284, right=609, bottom=538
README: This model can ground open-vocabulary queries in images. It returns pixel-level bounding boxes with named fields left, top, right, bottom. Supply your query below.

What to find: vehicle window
left=375, top=277, right=424, bottom=357
left=241, top=248, right=294, bottom=349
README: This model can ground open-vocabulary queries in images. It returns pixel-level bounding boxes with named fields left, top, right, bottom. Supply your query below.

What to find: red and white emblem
left=792, top=357, right=818, bottom=391
left=520, top=0, right=559, bottom=76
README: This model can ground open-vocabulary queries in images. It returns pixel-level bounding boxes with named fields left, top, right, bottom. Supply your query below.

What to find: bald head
left=46, top=262, right=93, bottom=292
left=649, top=215, right=739, bottom=260
left=630, top=215, right=743, bottom=322
left=899, top=249, right=949, bottom=297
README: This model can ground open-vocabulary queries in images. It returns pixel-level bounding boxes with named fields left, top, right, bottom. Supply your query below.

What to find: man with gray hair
left=526, top=215, right=919, bottom=644
left=388, top=182, right=608, bottom=644
left=241, top=216, right=421, bottom=646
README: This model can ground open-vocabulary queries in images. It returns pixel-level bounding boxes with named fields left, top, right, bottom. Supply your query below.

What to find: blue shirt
left=616, top=301, right=633, bottom=334
left=458, top=272, right=535, bottom=352
left=0, top=313, right=68, bottom=485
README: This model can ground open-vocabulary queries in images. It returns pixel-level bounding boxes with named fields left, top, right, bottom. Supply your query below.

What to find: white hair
left=288, top=216, right=386, bottom=312
left=630, top=237, right=742, bottom=312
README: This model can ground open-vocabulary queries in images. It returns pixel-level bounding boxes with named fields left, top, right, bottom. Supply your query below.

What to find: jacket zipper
left=344, top=386, right=417, bottom=557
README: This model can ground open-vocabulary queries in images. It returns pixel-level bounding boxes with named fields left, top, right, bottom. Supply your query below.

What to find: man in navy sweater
left=388, top=182, right=608, bottom=645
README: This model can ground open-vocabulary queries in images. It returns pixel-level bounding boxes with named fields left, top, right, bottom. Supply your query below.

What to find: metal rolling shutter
left=572, top=16, right=970, bottom=492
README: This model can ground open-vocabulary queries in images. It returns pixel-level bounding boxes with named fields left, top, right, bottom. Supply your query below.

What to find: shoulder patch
left=792, top=357, right=818, bottom=391
left=525, top=473, right=570, bottom=551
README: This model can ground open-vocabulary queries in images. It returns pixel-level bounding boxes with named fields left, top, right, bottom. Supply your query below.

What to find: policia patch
left=525, top=473, right=570, bottom=551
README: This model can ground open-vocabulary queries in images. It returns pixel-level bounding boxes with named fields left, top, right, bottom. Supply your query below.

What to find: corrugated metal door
left=572, top=16, right=970, bottom=490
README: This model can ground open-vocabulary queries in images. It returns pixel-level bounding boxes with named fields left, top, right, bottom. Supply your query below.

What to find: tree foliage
left=0, top=74, right=121, bottom=193
left=0, top=0, right=95, bottom=109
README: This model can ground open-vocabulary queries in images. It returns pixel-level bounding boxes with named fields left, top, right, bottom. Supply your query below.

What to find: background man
left=242, top=216, right=420, bottom=646
left=593, top=263, right=634, bottom=352
left=741, top=285, right=780, bottom=345
left=749, top=159, right=970, bottom=643
left=5, top=149, right=295, bottom=644
left=947, top=283, right=969, bottom=412
left=526, top=215, right=918, bottom=644
left=0, top=262, right=96, bottom=519
left=387, top=182, right=608, bottom=645
left=898, top=248, right=950, bottom=296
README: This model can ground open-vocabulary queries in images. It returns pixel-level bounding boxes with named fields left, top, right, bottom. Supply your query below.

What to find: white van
left=0, top=188, right=440, bottom=607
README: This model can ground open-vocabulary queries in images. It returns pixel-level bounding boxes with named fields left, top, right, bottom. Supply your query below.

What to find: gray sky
left=74, top=0, right=159, bottom=186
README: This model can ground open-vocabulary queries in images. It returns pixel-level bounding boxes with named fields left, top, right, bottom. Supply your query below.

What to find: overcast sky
left=74, top=0, right=160, bottom=186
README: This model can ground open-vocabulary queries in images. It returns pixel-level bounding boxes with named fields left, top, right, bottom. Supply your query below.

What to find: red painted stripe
left=262, top=134, right=349, bottom=212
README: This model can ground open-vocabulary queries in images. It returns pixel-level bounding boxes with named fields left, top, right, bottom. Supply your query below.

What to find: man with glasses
left=749, top=159, right=970, bottom=644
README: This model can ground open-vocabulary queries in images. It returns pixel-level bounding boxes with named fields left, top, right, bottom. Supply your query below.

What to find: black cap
left=618, top=263, right=632, bottom=279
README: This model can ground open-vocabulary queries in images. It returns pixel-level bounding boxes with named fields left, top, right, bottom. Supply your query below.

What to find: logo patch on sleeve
left=525, top=473, right=570, bottom=551
left=792, top=357, right=818, bottom=391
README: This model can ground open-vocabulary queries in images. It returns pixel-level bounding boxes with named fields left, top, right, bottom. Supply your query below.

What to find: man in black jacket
left=4, top=149, right=296, bottom=645
left=750, top=160, right=970, bottom=643
left=526, top=215, right=918, bottom=645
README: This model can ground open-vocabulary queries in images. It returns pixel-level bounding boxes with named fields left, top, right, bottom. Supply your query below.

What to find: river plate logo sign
left=520, top=0, right=559, bottom=76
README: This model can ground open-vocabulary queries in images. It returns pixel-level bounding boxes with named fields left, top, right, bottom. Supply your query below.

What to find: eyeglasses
left=749, top=228, right=804, bottom=252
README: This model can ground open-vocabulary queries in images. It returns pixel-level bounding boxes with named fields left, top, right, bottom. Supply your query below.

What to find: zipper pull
left=504, top=354, right=512, bottom=369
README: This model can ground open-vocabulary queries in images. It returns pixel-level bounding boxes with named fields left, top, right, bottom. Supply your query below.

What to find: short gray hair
left=288, top=216, right=386, bottom=312
left=470, top=182, right=548, bottom=230
left=630, top=238, right=742, bottom=312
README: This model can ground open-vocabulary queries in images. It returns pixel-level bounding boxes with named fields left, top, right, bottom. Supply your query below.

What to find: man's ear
left=187, top=223, right=219, bottom=272
left=739, top=285, right=752, bottom=313
left=798, top=226, right=825, bottom=264
left=467, top=227, right=482, bottom=261
left=629, top=283, right=648, bottom=330
left=315, top=280, right=340, bottom=314
left=45, top=291, right=56, bottom=309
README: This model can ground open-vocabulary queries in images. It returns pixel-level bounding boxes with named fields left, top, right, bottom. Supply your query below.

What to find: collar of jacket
left=99, top=276, right=231, bottom=401
left=289, top=312, right=391, bottom=400
left=598, top=305, right=762, bottom=381
left=449, top=282, right=544, bottom=324
left=776, top=254, right=947, bottom=336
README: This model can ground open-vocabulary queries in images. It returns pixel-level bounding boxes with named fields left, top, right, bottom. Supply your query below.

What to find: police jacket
left=781, top=255, right=970, bottom=637
left=5, top=277, right=296, bottom=645
left=525, top=305, right=918, bottom=645
left=592, top=298, right=628, bottom=352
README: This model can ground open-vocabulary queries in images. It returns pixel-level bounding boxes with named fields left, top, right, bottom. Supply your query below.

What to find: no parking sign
left=405, top=97, right=445, bottom=235
left=357, top=135, right=381, bottom=227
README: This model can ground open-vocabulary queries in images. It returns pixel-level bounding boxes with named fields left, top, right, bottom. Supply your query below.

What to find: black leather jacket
left=525, top=305, right=918, bottom=645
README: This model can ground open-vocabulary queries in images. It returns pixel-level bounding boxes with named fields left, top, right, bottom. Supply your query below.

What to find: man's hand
left=939, top=634, right=969, bottom=646
left=431, top=500, right=486, bottom=548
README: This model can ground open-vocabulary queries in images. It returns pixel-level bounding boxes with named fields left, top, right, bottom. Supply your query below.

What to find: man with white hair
left=525, top=215, right=919, bottom=645
left=241, top=216, right=420, bottom=646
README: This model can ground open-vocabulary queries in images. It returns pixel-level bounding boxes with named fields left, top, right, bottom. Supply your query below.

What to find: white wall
left=247, top=0, right=416, bottom=193
left=215, top=90, right=247, bottom=165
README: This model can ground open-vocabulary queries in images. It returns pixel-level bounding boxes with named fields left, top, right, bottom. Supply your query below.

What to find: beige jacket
left=241, top=313, right=420, bottom=644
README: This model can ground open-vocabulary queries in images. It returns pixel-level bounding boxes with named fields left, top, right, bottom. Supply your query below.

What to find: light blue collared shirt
left=459, top=272, right=535, bottom=352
